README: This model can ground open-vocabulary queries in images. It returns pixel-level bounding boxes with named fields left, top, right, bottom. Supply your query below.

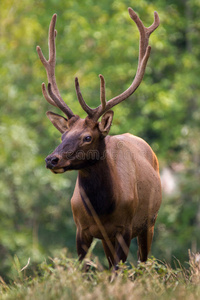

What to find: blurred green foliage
left=0, top=0, right=200, bottom=280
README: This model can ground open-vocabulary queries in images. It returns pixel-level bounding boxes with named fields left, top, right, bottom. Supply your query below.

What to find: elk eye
left=83, top=136, right=92, bottom=142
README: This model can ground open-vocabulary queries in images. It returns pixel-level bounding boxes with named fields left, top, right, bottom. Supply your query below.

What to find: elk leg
left=137, top=225, right=155, bottom=262
left=76, top=229, right=93, bottom=261
left=103, top=231, right=131, bottom=269
left=115, top=231, right=131, bottom=267
left=102, top=239, right=115, bottom=268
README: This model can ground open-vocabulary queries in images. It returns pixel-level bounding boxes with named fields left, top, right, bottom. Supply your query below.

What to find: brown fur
left=71, top=133, right=162, bottom=267
left=45, top=115, right=162, bottom=268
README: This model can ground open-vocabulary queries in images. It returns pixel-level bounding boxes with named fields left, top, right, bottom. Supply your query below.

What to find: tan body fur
left=71, top=134, right=161, bottom=266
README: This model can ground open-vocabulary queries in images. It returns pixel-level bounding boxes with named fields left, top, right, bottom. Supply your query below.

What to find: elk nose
left=45, top=155, right=60, bottom=169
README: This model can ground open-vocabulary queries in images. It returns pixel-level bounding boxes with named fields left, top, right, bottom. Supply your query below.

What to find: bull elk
left=37, top=7, right=162, bottom=269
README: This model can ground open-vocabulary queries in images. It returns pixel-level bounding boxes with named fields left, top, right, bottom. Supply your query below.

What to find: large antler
left=37, top=14, right=74, bottom=119
left=75, top=7, right=160, bottom=121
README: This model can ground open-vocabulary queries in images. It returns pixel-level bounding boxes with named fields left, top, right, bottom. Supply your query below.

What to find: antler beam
left=75, top=7, right=160, bottom=121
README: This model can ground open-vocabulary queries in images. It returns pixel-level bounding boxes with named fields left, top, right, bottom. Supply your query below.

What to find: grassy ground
left=0, top=250, right=199, bottom=300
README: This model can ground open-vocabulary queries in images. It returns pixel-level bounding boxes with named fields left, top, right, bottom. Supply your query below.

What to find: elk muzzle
left=45, top=155, right=60, bottom=169
left=45, top=153, right=72, bottom=174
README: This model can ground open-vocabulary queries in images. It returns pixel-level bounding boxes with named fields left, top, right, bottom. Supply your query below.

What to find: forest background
left=0, top=0, right=199, bottom=281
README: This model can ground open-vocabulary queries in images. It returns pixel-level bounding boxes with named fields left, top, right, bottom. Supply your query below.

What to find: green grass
left=0, top=251, right=199, bottom=300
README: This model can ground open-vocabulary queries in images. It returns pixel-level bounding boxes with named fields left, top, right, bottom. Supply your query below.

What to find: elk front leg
left=76, top=228, right=93, bottom=261
left=137, top=225, right=155, bottom=262
left=115, top=231, right=131, bottom=268
left=102, top=239, right=115, bottom=269
left=102, top=231, right=131, bottom=269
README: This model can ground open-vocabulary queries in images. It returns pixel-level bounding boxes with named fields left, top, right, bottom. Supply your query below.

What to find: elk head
left=37, top=8, right=160, bottom=174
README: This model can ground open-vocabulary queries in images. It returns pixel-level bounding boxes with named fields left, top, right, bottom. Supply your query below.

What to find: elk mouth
left=50, top=168, right=65, bottom=174
left=49, top=166, right=71, bottom=174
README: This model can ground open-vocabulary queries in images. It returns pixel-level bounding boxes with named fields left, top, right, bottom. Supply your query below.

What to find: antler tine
left=41, top=82, right=57, bottom=107
left=148, top=11, right=160, bottom=35
left=48, top=83, right=74, bottom=118
left=37, top=14, right=74, bottom=119
left=74, top=75, right=107, bottom=120
left=99, top=74, right=106, bottom=110
left=75, top=77, right=97, bottom=117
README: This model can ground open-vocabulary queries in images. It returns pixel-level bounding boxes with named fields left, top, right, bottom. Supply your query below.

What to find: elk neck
left=78, top=136, right=115, bottom=216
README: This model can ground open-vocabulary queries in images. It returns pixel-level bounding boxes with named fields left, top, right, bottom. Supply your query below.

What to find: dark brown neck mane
left=78, top=139, right=115, bottom=216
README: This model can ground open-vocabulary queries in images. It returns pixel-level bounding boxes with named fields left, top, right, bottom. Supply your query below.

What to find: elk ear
left=98, top=110, right=114, bottom=136
left=46, top=111, right=69, bottom=133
